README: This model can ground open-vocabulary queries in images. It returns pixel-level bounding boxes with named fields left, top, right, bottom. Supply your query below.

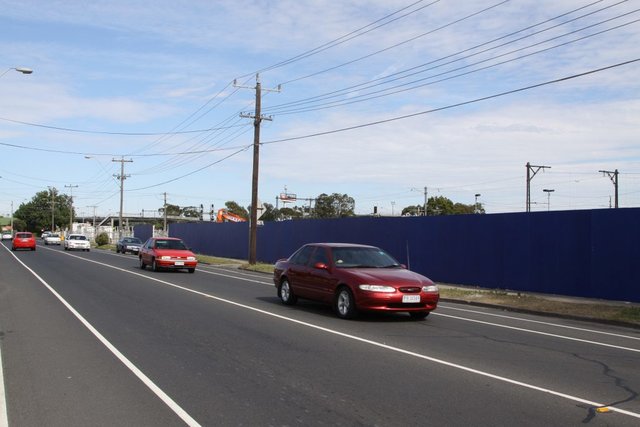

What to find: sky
left=0, top=0, right=639, bottom=221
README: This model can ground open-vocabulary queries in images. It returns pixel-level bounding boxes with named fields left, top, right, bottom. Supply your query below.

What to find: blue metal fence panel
left=166, top=208, right=640, bottom=302
left=132, top=224, right=153, bottom=243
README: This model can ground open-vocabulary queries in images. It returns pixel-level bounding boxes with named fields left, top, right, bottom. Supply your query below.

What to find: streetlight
left=474, top=193, right=481, bottom=214
left=543, top=189, right=555, bottom=211
left=0, top=67, right=33, bottom=78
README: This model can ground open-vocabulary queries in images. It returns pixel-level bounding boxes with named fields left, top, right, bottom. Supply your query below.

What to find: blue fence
left=168, top=208, right=640, bottom=303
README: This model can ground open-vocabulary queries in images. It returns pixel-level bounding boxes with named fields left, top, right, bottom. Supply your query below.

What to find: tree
left=420, top=196, right=483, bottom=216
left=313, top=193, right=355, bottom=218
left=13, top=188, right=73, bottom=232
left=225, top=201, right=249, bottom=220
left=158, top=203, right=182, bottom=217
left=182, top=206, right=201, bottom=218
left=401, top=205, right=423, bottom=216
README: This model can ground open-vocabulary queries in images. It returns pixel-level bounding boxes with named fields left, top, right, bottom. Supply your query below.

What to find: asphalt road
left=1, top=241, right=639, bottom=426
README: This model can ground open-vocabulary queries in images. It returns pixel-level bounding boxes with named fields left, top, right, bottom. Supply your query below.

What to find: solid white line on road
left=0, top=344, right=9, bottom=427
left=433, top=312, right=640, bottom=353
left=4, top=246, right=202, bottom=427
left=47, top=250, right=640, bottom=420
left=439, top=304, right=640, bottom=341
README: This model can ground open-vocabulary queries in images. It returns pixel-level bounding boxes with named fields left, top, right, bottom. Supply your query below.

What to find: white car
left=64, top=234, right=90, bottom=251
left=44, top=233, right=61, bottom=245
left=1, top=232, right=12, bottom=240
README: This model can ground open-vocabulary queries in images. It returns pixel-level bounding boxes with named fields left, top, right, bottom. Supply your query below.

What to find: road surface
left=1, top=241, right=639, bottom=426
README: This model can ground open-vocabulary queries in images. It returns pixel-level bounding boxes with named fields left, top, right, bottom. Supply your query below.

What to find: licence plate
left=402, top=295, right=420, bottom=303
left=175, top=261, right=184, bottom=266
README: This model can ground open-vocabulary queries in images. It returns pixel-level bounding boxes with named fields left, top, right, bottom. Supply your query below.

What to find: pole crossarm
left=112, top=157, right=133, bottom=237
left=526, top=162, right=551, bottom=212
left=599, top=169, right=619, bottom=208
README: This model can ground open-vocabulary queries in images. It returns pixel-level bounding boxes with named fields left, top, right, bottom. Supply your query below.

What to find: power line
left=261, top=58, right=640, bottom=146
left=237, top=0, right=440, bottom=79
left=266, top=12, right=640, bottom=116
left=266, top=0, right=624, bottom=113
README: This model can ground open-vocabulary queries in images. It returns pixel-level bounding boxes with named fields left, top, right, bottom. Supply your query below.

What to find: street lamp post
left=543, top=189, right=555, bottom=211
left=474, top=193, right=481, bottom=214
left=0, top=67, right=33, bottom=78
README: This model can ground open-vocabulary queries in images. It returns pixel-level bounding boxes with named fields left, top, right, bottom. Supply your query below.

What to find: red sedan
left=273, top=243, right=439, bottom=319
left=12, top=232, right=36, bottom=251
left=139, top=237, right=197, bottom=273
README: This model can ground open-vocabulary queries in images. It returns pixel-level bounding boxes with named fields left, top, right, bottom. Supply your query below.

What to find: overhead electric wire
left=125, top=57, right=640, bottom=193
left=237, top=0, right=441, bottom=79
left=265, top=14, right=640, bottom=116
left=265, top=6, right=640, bottom=115
left=265, top=0, right=619, bottom=112
left=278, top=0, right=510, bottom=86
left=128, top=145, right=251, bottom=191
left=260, top=58, right=640, bottom=146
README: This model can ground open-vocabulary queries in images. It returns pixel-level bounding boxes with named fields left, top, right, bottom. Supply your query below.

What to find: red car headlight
left=359, top=284, right=396, bottom=293
left=422, top=285, right=439, bottom=293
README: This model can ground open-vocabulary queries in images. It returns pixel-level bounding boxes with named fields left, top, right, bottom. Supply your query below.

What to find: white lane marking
left=433, top=312, right=640, bottom=353
left=0, top=345, right=8, bottom=427
left=40, top=250, right=640, bottom=420
left=39, top=246, right=640, bottom=352
left=197, top=268, right=273, bottom=285
left=4, top=247, right=201, bottom=427
left=439, top=304, right=640, bottom=341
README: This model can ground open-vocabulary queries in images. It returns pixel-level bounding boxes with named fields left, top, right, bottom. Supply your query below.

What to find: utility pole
left=113, top=156, right=133, bottom=238
left=235, top=74, right=281, bottom=264
left=599, top=169, right=619, bottom=208
left=48, top=186, right=55, bottom=231
left=526, top=162, right=551, bottom=212
left=163, top=192, right=168, bottom=232
left=10, top=201, right=13, bottom=233
left=65, top=184, right=78, bottom=232
left=423, top=187, right=428, bottom=216
left=87, top=205, right=97, bottom=229
left=411, top=186, right=428, bottom=216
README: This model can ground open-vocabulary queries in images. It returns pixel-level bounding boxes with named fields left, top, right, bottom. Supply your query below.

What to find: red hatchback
left=12, top=232, right=36, bottom=251
left=139, top=237, right=197, bottom=273
left=273, top=243, right=439, bottom=319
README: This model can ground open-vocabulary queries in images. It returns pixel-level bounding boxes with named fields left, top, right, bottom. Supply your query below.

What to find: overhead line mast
left=234, top=74, right=281, bottom=265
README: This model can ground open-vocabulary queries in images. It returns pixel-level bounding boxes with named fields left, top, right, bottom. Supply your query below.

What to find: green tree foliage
left=313, top=193, right=355, bottom=218
left=13, top=188, right=73, bottom=232
left=95, top=232, right=110, bottom=246
left=11, top=218, right=27, bottom=232
left=423, top=196, right=484, bottom=216
left=158, top=203, right=182, bottom=216
left=401, top=205, right=423, bottom=216
left=225, top=201, right=249, bottom=220
left=182, top=206, right=201, bottom=218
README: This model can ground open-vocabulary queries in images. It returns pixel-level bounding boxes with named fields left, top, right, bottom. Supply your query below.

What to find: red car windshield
left=332, top=247, right=400, bottom=268
left=155, top=239, right=188, bottom=250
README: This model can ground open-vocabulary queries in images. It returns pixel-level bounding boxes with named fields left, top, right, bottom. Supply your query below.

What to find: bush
left=95, top=232, right=110, bottom=246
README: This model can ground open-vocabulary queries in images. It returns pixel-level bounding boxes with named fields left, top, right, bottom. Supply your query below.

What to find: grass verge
left=440, top=286, right=640, bottom=327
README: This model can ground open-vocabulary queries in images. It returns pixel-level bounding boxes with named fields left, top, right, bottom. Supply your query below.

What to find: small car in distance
left=139, top=237, right=197, bottom=273
left=116, top=237, right=143, bottom=254
left=64, top=234, right=91, bottom=251
left=12, top=232, right=36, bottom=251
left=273, top=243, right=439, bottom=320
left=44, top=233, right=61, bottom=245
left=1, top=231, right=12, bottom=240
left=41, top=231, right=51, bottom=240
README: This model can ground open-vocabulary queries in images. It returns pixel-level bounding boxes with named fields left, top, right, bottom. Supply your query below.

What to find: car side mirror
left=313, top=262, right=329, bottom=270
